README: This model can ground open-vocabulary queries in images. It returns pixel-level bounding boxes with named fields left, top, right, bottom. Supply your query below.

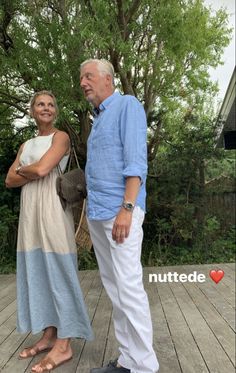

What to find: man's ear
left=105, top=74, right=112, bottom=86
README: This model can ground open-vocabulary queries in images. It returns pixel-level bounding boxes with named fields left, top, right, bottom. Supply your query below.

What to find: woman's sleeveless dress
left=16, top=133, right=93, bottom=340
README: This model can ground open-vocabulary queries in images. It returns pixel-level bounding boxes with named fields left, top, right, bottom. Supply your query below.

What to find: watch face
left=123, top=202, right=134, bottom=211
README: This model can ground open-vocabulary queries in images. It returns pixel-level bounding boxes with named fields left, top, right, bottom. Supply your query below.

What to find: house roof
left=216, top=67, right=236, bottom=149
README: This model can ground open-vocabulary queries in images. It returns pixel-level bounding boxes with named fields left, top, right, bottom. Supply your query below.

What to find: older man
left=80, top=59, right=159, bottom=373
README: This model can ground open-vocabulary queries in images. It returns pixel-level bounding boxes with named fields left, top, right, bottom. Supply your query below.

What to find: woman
left=5, top=91, right=93, bottom=373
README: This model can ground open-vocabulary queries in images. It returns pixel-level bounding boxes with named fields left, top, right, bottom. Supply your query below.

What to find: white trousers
left=87, top=207, right=159, bottom=373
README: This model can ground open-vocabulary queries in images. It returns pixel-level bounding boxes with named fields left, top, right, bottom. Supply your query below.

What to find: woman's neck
left=37, top=124, right=55, bottom=136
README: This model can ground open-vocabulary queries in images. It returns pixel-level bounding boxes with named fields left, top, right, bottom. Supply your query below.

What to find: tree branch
left=0, top=0, right=16, bottom=52
left=0, top=90, right=29, bottom=103
left=116, top=0, right=127, bottom=39
left=0, top=99, right=29, bottom=115
left=126, top=0, right=142, bottom=24
left=110, top=49, right=135, bottom=95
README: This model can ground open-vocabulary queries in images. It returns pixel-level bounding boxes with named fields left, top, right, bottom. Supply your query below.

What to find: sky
left=204, top=0, right=235, bottom=100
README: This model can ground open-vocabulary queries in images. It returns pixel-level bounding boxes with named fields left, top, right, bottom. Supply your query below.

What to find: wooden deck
left=0, top=263, right=235, bottom=373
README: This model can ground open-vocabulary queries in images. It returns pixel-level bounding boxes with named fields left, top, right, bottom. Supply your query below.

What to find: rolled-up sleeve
left=120, top=96, right=147, bottom=183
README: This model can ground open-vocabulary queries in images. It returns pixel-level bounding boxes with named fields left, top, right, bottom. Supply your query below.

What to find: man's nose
left=80, top=77, right=86, bottom=87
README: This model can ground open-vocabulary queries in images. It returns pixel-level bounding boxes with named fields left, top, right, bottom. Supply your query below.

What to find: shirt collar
left=93, top=91, right=120, bottom=117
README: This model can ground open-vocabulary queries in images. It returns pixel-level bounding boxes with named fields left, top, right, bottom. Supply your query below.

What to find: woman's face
left=32, top=95, right=57, bottom=125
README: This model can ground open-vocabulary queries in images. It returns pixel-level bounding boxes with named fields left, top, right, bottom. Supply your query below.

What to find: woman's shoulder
left=53, top=130, right=70, bottom=141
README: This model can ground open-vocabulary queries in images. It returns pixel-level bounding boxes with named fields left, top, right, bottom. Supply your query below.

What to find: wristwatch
left=122, top=201, right=135, bottom=212
left=15, top=165, right=22, bottom=174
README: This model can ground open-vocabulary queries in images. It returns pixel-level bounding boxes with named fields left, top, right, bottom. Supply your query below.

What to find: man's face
left=80, top=63, right=112, bottom=108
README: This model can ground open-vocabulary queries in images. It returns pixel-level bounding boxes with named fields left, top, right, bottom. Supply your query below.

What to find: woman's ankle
left=43, top=326, right=57, bottom=341
left=53, top=338, right=71, bottom=353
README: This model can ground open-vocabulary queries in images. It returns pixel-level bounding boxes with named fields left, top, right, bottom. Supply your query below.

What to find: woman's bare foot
left=31, top=338, right=72, bottom=372
left=19, top=327, right=57, bottom=359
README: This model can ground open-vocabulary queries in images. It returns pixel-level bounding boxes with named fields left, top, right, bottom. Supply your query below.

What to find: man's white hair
left=80, top=59, right=115, bottom=86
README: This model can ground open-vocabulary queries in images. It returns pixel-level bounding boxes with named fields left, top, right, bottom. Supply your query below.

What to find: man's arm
left=112, top=176, right=141, bottom=244
left=112, top=96, right=147, bottom=244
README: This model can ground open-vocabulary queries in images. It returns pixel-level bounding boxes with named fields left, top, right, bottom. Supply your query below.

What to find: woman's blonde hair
left=29, top=90, right=59, bottom=118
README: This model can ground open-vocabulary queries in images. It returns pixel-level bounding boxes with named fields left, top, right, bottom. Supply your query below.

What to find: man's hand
left=112, top=208, right=133, bottom=244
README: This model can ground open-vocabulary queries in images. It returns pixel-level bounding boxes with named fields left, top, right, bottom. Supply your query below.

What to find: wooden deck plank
left=144, top=269, right=182, bottom=373
left=3, top=333, right=39, bottom=373
left=183, top=281, right=235, bottom=366
left=0, top=263, right=235, bottom=373
left=0, top=283, right=17, bottom=313
left=197, top=264, right=235, bottom=305
left=102, top=313, right=118, bottom=367
left=165, top=265, right=234, bottom=373
left=0, top=275, right=15, bottom=290
left=174, top=263, right=235, bottom=329
left=155, top=266, right=209, bottom=373
left=181, top=263, right=235, bottom=317
left=215, top=263, right=236, bottom=282
left=75, top=290, right=113, bottom=373
left=218, top=263, right=235, bottom=276
left=0, top=300, right=17, bottom=327
left=0, top=326, right=30, bottom=369
left=0, top=311, right=17, bottom=345
left=193, top=280, right=235, bottom=331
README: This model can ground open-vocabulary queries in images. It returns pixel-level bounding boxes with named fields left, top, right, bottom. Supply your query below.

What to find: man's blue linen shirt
left=85, top=91, right=147, bottom=220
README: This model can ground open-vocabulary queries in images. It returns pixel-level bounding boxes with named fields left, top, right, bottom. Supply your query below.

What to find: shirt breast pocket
left=100, top=134, right=113, bottom=148
left=95, top=131, right=120, bottom=163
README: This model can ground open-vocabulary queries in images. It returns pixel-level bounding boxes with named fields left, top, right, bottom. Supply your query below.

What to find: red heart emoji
left=209, top=270, right=224, bottom=284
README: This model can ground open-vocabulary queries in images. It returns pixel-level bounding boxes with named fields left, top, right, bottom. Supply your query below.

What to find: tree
left=0, top=0, right=231, bottom=161
left=0, top=0, right=234, bottom=270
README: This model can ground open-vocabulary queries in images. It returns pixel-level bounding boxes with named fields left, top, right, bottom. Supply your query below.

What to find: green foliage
left=0, top=1, right=232, bottom=123
left=78, top=249, right=98, bottom=271
left=0, top=123, right=36, bottom=274
left=0, top=0, right=234, bottom=272
left=205, top=150, right=236, bottom=180
left=0, top=203, right=18, bottom=273
left=144, top=97, right=235, bottom=267
left=142, top=222, right=235, bottom=267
